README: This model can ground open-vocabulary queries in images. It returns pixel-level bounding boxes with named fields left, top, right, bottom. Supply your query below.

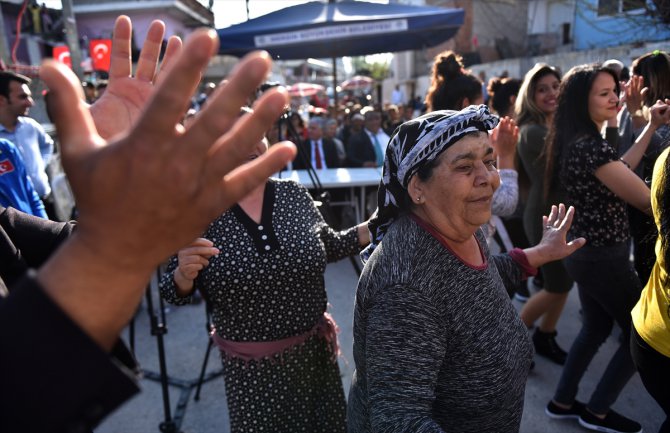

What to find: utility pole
left=0, top=2, right=12, bottom=65
left=61, top=0, right=83, bottom=79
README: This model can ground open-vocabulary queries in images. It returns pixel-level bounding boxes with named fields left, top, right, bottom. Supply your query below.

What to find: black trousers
left=631, top=325, right=670, bottom=433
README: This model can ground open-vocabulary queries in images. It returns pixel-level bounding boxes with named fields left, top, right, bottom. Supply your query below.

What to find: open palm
left=89, top=16, right=182, bottom=139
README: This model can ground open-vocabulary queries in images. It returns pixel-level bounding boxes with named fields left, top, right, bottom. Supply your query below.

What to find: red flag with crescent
left=90, top=39, right=112, bottom=71
left=53, top=45, right=72, bottom=68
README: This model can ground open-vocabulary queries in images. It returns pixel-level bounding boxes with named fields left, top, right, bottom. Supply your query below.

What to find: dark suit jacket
left=346, top=130, right=377, bottom=167
left=0, top=206, right=140, bottom=433
left=293, top=138, right=342, bottom=170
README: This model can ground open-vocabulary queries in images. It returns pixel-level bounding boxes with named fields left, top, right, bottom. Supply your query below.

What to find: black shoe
left=514, top=283, right=530, bottom=302
left=579, top=409, right=642, bottom=433
left=533, top=329, right=567, bottom=365
left=545, top=400, right=585, bottom=420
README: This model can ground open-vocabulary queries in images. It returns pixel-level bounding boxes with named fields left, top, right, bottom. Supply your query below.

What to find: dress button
left=258, top=225, right=264, bottom=230
left=261, top=235, right=268, bottom=240
left=264, top=245, right=271, bottom=251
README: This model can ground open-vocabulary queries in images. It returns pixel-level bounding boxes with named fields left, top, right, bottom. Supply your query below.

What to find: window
left=597, top=0, right=645, bottom=15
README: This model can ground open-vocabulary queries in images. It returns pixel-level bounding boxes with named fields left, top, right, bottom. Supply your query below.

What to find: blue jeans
left=554, top=242, right=641, bottom=414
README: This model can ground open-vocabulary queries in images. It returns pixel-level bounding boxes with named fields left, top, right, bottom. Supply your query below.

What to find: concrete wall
left=468, top=39, right=669, bottom=81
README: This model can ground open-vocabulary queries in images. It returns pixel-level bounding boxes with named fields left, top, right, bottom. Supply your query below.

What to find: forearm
left=621, top=122, right=657, bottom=170
left=522, top=243, right=560, bottom=269
left=491, top=169, right=518, bottom=217
left=357, top=222, right=370, bottom=246
left=36, top=234, right=153, bottom=351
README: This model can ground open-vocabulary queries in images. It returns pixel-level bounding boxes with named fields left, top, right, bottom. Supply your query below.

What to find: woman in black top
left=544, top=63, right=670, bottom=433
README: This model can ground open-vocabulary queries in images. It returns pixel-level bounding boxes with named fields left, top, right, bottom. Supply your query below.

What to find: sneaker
left=514, top=283, right=531, bottom=302
left=579, top=409, right=642, bottom=433
left=533, top=328, right=567, bottom=365
left=545, top=400, right=585, bottom=420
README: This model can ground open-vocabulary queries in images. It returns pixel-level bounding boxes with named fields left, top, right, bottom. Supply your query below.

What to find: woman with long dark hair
left=631, top=146, right=670, bottom=433
left=514, top=63, right=574, bottom=365
left=618, top=51, right=670, bottom=286
left=544, top=63, right=670, bottom=433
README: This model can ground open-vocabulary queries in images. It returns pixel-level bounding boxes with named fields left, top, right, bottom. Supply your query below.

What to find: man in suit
left=345, top=110, right=390, bottom=167
left=294, top=117, right=342, bottom=170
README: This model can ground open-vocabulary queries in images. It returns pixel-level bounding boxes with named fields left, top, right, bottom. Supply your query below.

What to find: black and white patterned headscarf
left=361, top=105, right=499, bottom=262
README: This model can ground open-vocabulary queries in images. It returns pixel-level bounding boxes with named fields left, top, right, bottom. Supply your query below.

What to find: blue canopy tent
left=216, top=1, right=465, bottom=60
left=216, top=0, right=464, bottom=105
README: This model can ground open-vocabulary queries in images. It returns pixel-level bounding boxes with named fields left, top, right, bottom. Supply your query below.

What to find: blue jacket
left=0, top=138, right=47, bottom=218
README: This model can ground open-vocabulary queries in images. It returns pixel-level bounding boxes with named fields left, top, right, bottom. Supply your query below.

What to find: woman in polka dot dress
left=159, top=136, right=370, bottom=433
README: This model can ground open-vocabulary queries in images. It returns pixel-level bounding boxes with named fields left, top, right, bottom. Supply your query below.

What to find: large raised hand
left=89, top=16, right=182, bottom=140
left=36, top=28, right=296, bottom=350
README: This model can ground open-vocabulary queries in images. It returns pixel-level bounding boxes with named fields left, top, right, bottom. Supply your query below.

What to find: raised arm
left=36, top=28, right=296, bottom=351
left=89, top=16, right=182, bottom=140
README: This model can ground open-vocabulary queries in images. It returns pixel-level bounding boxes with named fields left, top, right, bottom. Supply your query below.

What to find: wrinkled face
left=4, top=81, right=34, bottom=117
left=588, top=72, right=619, bottom=125
left=308, top=122, right=323, bottom=141
left=414, top=133, right=500, bottom=232
left=533, top=73, right=560, bottom=115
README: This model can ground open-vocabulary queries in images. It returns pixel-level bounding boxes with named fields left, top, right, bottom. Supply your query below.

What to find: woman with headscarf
left=346, top=105, right=584, bottom=433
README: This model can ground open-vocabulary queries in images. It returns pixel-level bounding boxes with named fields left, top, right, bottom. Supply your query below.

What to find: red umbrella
left=341, top=75, right=374, bottom=90
left=287, top=82, right=325, bottom=98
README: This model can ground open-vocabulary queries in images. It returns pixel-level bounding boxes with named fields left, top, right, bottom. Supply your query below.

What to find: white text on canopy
left=254, top=19, right=409, bottom=47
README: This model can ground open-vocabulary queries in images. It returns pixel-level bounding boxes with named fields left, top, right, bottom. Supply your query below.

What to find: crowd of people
left=0, top=13, right=669, bottom=433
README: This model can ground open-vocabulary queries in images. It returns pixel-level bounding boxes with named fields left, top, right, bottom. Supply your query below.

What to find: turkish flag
left=0, top=159, right=15, bottom=176
left=53, top=45, right=72, bottom=68
left=90, top=39, right=112, bottom=72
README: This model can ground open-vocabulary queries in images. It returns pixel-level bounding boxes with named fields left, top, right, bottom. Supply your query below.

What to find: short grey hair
left=308, top=117, right=324, bottom=129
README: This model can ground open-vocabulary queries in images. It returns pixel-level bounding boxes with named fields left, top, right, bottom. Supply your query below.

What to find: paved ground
left=97, top=258, right=663, bottom=433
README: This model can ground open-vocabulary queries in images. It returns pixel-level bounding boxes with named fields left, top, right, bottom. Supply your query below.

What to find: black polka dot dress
left=160, top=179, right=360, bottom=433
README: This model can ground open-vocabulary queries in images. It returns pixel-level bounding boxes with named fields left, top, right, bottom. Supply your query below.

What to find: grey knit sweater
left=347, top=215, right=533, bottom=433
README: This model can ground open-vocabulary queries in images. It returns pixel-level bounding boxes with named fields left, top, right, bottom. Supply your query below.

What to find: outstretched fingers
left=154, top=35, right=182, bottom=85
left=40, top=60, right=102, bottom=161
left=108, top=15, right=132, bottom=79
left=135, top=20, right=166, bottom=82
left=207, top=87, right=289, bottom=179
left=556, top=205, right=574, bottom=231
left=218, top=142, right=296, bottom=209
left=131, top=28, right=218, bottom=147
left=184, top=51, right=273, bottom=155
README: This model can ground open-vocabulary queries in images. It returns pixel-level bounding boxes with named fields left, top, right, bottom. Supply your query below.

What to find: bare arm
left=620, top=100, right=670, bottom=170
left=595, top=161, right=651, bottom=214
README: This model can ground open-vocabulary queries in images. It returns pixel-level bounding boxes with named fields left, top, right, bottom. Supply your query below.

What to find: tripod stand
left=128, top=269, right=223, bottom=432
left=277, top=111, right=362, bottom=275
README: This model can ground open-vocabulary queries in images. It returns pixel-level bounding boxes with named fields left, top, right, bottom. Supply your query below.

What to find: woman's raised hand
left=524, top=204, right=586, bottom=268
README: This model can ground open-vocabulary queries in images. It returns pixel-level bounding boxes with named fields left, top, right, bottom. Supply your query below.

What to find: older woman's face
left=413, top=133, right=500, bottom=233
